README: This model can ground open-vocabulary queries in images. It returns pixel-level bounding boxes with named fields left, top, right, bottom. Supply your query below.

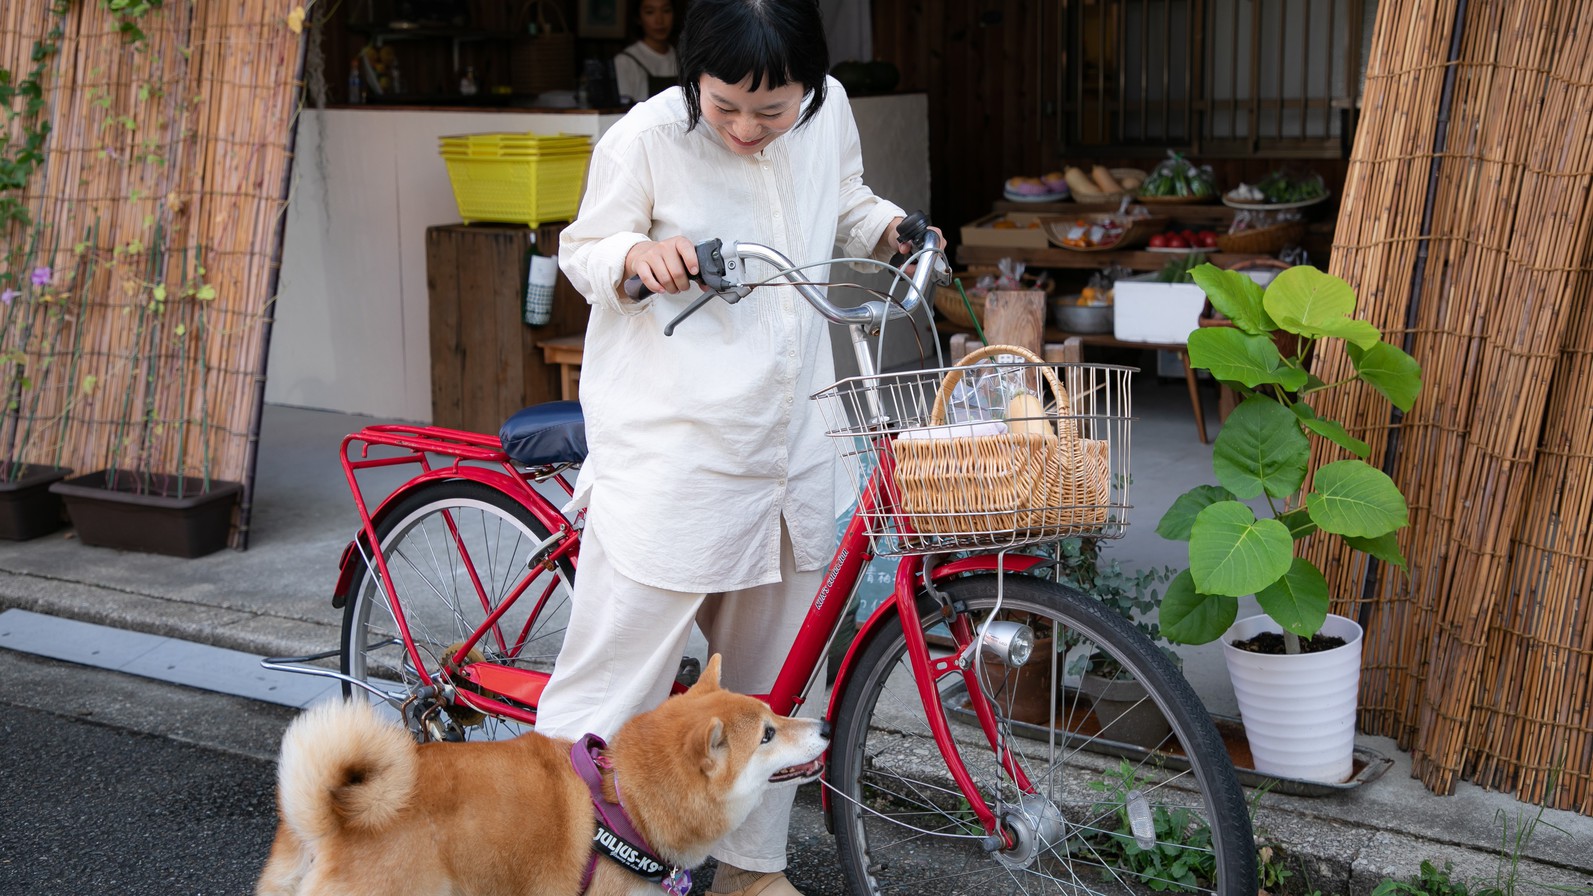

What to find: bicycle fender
left=818, top=552, right=1050, bottom=826
left=331, top=467, right=565, bottom=608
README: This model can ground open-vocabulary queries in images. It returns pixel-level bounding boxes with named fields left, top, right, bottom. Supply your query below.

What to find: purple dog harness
left=570, top=733, right=692, bottom=896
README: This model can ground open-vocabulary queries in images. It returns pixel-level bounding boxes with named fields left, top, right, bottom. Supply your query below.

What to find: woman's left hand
left=885, top=216, right=946, bottom=270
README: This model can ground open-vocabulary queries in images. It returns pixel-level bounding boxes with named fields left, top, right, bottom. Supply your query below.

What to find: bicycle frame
left=336, top=423, right=582, bottom=715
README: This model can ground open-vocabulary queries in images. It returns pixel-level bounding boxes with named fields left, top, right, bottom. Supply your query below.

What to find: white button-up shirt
left=559, top=79, right=904, bottom=592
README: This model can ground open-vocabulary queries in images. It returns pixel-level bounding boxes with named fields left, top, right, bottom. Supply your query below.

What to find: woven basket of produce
left=1064, top=167, right=1148, bottom=205
left=1215, top=220, right=1307, bottom=254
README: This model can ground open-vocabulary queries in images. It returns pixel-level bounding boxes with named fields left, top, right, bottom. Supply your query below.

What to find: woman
left=548, top=1, right=929, bottom=894
left=612, top=0, right=677, bottom=103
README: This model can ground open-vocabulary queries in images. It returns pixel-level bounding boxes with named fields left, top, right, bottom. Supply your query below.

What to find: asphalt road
left=0, top=649, right=850, bottom=896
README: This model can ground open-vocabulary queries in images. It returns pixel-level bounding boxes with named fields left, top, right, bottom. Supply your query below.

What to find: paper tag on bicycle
left=946, top=360, right=1036, bottom=425
left=525, top=254, right=559, bottom=326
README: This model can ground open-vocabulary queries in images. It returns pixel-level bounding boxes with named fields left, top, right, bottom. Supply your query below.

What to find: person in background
left=613, top=0, right=677, bottom=103
left=548, top=0, right=938, bottom=894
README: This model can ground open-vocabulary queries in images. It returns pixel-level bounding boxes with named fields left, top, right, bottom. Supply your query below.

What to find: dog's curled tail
left=276, top=699, right=417, bottom=844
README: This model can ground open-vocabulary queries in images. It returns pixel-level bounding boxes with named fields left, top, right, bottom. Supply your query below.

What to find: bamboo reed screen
left=0, top=1, right=305, bottom=547
left=1310, top=0, right=1593, bottom=813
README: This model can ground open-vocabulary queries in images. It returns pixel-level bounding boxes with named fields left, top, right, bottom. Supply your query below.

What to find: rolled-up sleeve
left=559, top=141, right=655, bottom=316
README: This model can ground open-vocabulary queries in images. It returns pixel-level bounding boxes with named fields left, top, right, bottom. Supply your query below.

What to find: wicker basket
left=510, top=1, right=575, bottom=95
left=1071, top=168, right=1149, bottom=206
left=1042, top=213, right=1169, bottom=252
left=891, top=344, right=1111, bottom=547
left=933, top=267, right=1049, bottom=330
left=1215, top=220, right=1307, bottom=254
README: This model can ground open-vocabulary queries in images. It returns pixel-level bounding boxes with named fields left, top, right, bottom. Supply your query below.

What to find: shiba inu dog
left=256, top=655, right=828, bottom=896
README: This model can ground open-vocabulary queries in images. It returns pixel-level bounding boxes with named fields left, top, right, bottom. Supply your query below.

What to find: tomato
left=1149, top=233, right=1169, bottom=249
left=1166, top=233, right=1189, bottom=249
left=1197, top=230, right=1219, bottom=248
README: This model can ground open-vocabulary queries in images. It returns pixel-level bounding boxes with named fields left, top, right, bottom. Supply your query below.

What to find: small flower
left=30, top=266, right=51, bottom=288
left=0, top=289, right=16, bottom=306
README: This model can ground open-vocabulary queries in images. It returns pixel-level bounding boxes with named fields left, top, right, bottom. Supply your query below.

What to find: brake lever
left=623, top=239, right=737, bottom=302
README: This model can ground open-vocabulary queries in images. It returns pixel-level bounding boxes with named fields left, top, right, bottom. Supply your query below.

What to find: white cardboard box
left=1112, top=277, right=1207, bottom=344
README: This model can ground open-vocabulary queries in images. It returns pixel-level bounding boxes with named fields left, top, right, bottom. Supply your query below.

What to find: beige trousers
left=534, top=518, right=822, bottom=872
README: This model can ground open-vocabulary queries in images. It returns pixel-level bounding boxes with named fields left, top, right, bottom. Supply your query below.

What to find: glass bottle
left=459, top=65, right=478, bottom=97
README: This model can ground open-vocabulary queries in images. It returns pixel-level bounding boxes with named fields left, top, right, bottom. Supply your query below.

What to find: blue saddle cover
left=499, top=401, right=587, bottom=466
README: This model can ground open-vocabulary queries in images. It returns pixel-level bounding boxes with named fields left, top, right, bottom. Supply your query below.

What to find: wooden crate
left=426, top=223, right=589, bottom=433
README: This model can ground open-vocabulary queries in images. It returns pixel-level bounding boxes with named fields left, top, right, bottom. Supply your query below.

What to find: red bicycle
left=273, top=219, right=1255, bottom=895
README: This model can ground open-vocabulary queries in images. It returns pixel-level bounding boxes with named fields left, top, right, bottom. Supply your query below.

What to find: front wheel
left=829, top=573, right=1255, bottom=896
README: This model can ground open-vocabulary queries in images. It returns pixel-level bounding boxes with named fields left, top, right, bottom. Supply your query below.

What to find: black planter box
left=0, top=464, right=73, bottom=540
left=50, top=469, right=243, bottom=558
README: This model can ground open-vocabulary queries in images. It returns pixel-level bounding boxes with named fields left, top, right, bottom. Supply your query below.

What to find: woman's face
left=698, top=74, right=805, bottom=156
left=638, top=0, right=673, bottom=45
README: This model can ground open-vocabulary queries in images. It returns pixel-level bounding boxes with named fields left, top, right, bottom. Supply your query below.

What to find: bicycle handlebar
left=621, top=210, right=949, bottom=336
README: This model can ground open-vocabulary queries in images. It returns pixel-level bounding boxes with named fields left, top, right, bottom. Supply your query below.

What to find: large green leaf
left=1347, top=341, right=1423, bottom=412
left=1344, top=530, right=1409, bottom=571
left=1158, top=570, right=1238, bottom=646
left=1305, top=459, right=1410, bottom=537
left=1187, top=327, right=1309, bottom=392
left=1190, top=264, right=1270, bottom=333
left=1156, top=484, right=1234, bottom=541
left=1291, top=402, right=1371, bottom=458
left=1263, top=266, right=1382, bottom=349
left=1212, top=397, right=1310, bottom=499
left=1189, top=501, right=1294, bottom=597
left=1254, top=557, right=1331, bottom=637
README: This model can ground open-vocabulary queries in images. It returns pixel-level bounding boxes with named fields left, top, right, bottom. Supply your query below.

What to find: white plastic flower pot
left=1222, top=613, right=1363, bottom=784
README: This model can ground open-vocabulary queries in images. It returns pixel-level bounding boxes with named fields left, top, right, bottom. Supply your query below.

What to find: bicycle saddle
left=500, top=401, right=588, bottom=466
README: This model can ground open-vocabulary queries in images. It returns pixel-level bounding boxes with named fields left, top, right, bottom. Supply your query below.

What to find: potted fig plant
left=1155, top=263, right=1421, bottom=784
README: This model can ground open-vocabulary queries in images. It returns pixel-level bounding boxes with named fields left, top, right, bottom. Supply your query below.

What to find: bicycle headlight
left=979, top=621, right=1035, bottom=667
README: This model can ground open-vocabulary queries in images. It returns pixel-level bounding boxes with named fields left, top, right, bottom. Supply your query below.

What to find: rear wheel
left=829, top=573, right=1255, bottom=896
left=339, top=479, right=575, bottom=742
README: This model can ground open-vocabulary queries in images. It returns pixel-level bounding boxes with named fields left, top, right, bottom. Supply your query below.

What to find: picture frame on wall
left=577, top=0, right=627, bottom=38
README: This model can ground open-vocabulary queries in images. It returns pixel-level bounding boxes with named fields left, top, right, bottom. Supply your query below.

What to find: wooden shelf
left=956, top=244, right=1273, bottom=270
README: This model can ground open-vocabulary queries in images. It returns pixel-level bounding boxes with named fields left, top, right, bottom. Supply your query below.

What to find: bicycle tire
left=829, top=573, right=1255, bottom=896
left=339, top=479, right=575, bottom=741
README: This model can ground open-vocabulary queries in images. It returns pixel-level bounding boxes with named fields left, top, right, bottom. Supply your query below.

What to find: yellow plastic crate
left=439, top=133, right=593, bottom=227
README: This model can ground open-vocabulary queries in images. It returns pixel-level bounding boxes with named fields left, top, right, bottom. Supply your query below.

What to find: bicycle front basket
left=814, top=344, right=1133, bottom=556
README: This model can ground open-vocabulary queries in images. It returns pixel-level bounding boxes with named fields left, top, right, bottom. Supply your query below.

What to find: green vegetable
left=1155, top=252, right=1210, bottom=283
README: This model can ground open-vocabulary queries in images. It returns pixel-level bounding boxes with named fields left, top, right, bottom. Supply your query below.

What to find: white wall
left=269, top=109, right=623, bottom=421
left=269, top=96, right=929, bottom=420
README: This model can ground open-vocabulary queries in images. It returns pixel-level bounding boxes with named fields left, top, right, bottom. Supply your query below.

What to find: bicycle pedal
left=675, top=656, right=701, bottom=688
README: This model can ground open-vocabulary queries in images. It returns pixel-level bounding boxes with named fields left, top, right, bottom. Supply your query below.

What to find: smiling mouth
left=769, top=757, right=825, bottom=783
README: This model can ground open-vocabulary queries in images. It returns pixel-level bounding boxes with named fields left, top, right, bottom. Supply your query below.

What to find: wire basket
left=814, top=345, right=1134, bottom=556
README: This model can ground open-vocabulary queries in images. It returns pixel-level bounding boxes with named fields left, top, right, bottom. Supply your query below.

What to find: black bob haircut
left=677, top=0, right=830, bottom=132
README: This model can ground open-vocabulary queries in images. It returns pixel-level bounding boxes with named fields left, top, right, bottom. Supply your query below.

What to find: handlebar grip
left=888, top=210, right=933, bottom=267
left=623, top=275, right=651, bottom=302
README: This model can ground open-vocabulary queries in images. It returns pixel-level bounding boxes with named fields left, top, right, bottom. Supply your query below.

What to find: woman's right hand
left=624, top=236, right=700, bottom=297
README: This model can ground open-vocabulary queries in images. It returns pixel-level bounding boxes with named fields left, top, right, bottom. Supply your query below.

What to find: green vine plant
left=0, top=0, right=199, bottom=490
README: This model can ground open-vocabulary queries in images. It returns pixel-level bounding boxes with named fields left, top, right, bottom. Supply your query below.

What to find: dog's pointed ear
left=692, top=654, right=723, bottom=692
left=700, top=718, right=728, bottom=775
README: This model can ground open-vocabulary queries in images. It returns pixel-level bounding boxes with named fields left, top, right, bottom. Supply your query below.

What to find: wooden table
left=536, top=334, right=586, bottom=401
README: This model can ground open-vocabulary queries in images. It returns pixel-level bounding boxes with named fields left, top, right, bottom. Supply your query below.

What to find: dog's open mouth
left=769, top=757, right=826, bottom=783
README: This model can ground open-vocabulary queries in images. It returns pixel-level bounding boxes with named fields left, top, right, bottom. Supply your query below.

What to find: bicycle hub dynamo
left=989, top=794, right=1067, bottom=869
